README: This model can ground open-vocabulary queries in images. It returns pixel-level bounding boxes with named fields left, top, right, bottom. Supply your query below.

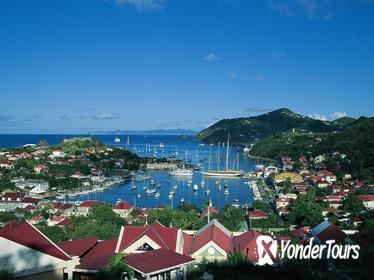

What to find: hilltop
left=196, top=108, right=344, bottom=144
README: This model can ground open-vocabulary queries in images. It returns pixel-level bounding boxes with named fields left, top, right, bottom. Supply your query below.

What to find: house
left=277, top=207, right=289, bottom=216
left=0, top=192, right=26, bottom=203
left=50, top=150, right=67, bottom=158
left=309, top=220, right=351, bottom=244
left=292, top=228, right=308, bottom=242
left=200, top=206, right=218, bottom=218
left=329, top=201, right=343, bottom=209
left=188, top=219, right=232, bottom=261
left=279, top=193, right=297, bottom=200
left=232, top=230, right=261, bottom=262
left=48, top=216, right=70, bottom=227
left=0, top=221, right=77, bottom=279
left=321, top=208, right=336, bottom=217
left=70, top=171, right=87, bottom=179
left=357, top=195, right=374, bottom=210
left=314, top=155, right=325, bottom=164
left=0, top=159, right=14, bottom=169
left=112, top=200, right=133, bottom=218
left=53, top=203, right=76, bottom=216
left=75, top=240, right=194, bottom=280
left=276, top=197, right=293, bottom=209
left=115, top=221, right=184, bottom=255
left=77, top=200, right=98, bottom=216
left=34, top=164, right=49, bottom=174
left=248, top=210, right=268, bottom=220
left=58, top=237, right=98, bottom=258
left=15, top=179, right=49, bottom=190
left=28, top=215, right=45, bottom=225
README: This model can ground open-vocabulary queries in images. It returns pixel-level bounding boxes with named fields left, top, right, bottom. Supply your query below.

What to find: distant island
left=89, top=129, right=198, bottom=136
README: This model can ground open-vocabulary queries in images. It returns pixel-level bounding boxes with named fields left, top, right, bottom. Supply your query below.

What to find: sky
left=0, top=0, right=373, bottom=133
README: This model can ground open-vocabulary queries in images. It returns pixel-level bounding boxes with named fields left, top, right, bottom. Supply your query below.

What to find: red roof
left=292, top=228, right=308, bottom=238
left=248, top=210, right=268, bottom=219
left=1, top=192, right=26, bottom=201
left=358, top=195, right=374, bottom=202
left=312, top=221, right=347, bottom=243
left=233, top=230, right=261, bottom=262
left=124, top=249, right=194, bottom=275
left=24, top=205, right=36, bottom=212
left=79, top=200, right=99, bottom=208
left=190, top=220, right=232, bottom=254
left=22, top=197, right=41, bottom=204
left=200, top=207, right=218, bottom=218
left=57, top=217, right=70, bottom=226
left=58, top=237, right=98, bottom=257
left=0, top=222, right=70, bottom=261
left=76, top=239, right=118, bottom=270
left=116, top=221, right=178, bottom=252
left=112, top=201, right=133, bottom=210
left=182, top=232, right=193, bottom=256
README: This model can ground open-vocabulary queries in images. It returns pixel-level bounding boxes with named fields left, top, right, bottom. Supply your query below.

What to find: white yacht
left=169, top=168, right=193, bottom=176
left=114, top=137, right=120, bottom=143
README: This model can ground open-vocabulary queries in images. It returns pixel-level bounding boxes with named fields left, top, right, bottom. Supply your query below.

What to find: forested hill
left=196, top=108, right=349, bottom=144
left=251, top=116, right=374, bottom=182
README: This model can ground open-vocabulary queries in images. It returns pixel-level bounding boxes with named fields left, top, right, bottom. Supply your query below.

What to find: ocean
left=0, top=134, right=255, bottom=209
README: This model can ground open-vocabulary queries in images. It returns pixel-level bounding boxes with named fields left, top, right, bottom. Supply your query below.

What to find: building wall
left=20, top=268, right=64, bottom=280
left=0, top=238, right=69, bottom=278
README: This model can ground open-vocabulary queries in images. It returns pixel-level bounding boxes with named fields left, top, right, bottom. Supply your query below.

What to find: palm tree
left=96, top=253, right=134, bottom=280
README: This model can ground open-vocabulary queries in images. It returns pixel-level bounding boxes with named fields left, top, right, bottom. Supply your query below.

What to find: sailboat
left=114, top=137, right=120, bottom=143
left=202, top=133, right=243, bottom=177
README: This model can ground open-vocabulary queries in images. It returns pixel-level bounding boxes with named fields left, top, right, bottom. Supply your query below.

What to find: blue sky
left=0, top=0, right=373, bottom=133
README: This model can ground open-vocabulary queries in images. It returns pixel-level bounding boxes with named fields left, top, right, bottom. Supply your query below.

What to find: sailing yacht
left=114, top=137, right=120, bottom=143
left=201, top=133, right=243, bottom=177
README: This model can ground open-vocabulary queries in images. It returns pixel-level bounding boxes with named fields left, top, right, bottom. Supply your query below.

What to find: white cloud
left=308, top=113, right=328, bottom=121
left=228, top=72, right=237, bottom=79
left=115, top=0, right=165, bottom=11
left=204, top=53, right=219, bottom=61
left=268, top=1, right=294, bottom=16
left=297, top=0, right=318, bottom=17
left=330, top=112, right=347, bottom=120
left=271, top=51, right=287, bottom=58
left=93, top=112, right=120, bottom=120
left=309, top=112, right=348, bottom=121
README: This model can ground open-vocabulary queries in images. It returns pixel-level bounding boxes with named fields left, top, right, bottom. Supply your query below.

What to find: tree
left=342, top=193, right=366, bottom=216
left=96, top=253, right=134, bottom=280
left=252, top=201, right=272, bottom=213
left=216, top=205, right=244, bottom=231
left=89, top=204, right=125, bottom=227
left=287, top=191, right=323, bottom=226
left=38, top=226, right=67, bottom=243
left=0, top=268, right=15, bottom=280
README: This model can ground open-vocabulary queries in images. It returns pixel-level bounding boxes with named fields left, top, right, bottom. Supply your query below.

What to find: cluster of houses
left=0, top=211, right=356, bottom=280
left=247, top=154, right=374, bottom=229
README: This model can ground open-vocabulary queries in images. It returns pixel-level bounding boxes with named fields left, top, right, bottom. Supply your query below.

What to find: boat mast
left=225, top=133, right=230, bottom=171
left=217, top=142, right=220, bottom=171
left=208, top=144, right=212, bottom=171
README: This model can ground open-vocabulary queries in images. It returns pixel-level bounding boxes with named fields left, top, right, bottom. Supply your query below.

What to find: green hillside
left=196, top=108, right=335, bottom=144
left=252, top=117, right=374, bottom=182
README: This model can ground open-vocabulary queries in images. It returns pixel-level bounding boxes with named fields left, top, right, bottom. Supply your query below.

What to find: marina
left=0, top=134, right=257, bottom=209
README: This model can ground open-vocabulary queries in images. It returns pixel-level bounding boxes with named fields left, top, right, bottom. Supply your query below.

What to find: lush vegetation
left=196, top=108, right=341, bottom=144
left=96, top=253, right=134, bottom=280
left=37, top=204, right=127, bottom=242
